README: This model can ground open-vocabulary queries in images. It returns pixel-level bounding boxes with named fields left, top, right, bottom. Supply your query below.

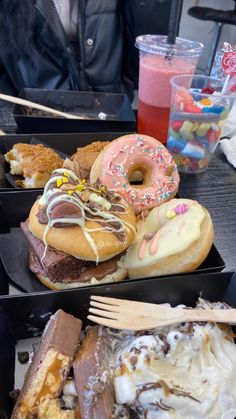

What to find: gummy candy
left=167, top=84, right=229, bottom=173
left=200, top=87, right=215, bottom=94
left=172, top=121, right=183, bottom=131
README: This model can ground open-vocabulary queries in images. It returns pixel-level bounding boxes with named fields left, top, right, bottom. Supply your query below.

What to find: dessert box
left=0, top=132, right=129, bottom=190
left=13, top=89, right=136, bottom=134
left=0, top=188, right=226, bottom=293
left=0, top=270, right=234, bottom=416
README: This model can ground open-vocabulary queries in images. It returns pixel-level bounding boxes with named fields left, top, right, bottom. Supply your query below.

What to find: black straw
left=167, top=0, right=183, bottom=45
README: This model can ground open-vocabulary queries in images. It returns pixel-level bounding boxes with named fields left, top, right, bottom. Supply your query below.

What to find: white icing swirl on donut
left=39, top=169, right=135, bottom=264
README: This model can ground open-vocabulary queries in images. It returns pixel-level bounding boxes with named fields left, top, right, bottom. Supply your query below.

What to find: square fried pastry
left=12, top=310, right=82, bottom=419
left=5, top=143, right=45, bottom=175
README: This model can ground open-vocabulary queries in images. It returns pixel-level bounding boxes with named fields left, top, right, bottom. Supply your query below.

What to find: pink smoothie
left=138, top=55, right=196, bottom=108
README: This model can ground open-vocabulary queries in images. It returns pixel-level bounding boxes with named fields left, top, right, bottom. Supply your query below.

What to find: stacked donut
left=22, top=134, right=214, bottom=288
left=88, top=134, right=214, bottom=279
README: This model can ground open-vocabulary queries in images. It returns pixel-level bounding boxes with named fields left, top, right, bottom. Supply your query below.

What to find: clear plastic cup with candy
left=167, top=75, right=236, bottom=173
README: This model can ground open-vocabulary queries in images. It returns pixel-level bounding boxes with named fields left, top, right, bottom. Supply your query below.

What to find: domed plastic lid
left=135, top=35, right=204, bottom=58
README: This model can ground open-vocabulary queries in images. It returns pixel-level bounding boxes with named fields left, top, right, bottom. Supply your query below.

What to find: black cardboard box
left=0, top=271, right=234, bottom=416
left=0, top=188, right=226, bottom=293
left=0, top=132, right=130, bottom=190
left=13, top=89, right=136, bottom=134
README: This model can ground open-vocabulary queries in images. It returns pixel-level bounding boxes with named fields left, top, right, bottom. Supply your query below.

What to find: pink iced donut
left=90, top=134, right=180, bottom=214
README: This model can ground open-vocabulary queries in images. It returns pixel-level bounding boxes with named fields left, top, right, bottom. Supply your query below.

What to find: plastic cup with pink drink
left=135, top=35, right=204, bottom=143
left=167, top=75, right=236, bottom=173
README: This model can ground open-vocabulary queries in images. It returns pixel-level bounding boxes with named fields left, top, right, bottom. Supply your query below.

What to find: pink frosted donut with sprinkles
left=90, top=134, right=180, bottom=214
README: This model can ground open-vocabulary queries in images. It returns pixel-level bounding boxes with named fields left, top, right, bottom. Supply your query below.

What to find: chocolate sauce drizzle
left=37, top=168, right=135, bottom=262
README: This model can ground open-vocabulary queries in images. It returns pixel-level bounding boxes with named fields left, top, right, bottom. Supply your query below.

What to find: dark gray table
left=179, top=149, right=236, bottom=272
left=1, top=104, right=236, bottom=272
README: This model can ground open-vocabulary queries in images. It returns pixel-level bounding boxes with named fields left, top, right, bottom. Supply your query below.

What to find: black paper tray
left=13, top=89, right=136, bottom=134
left=0, top=271, right=235, bottom=416
left=0, top=227, right=226, bottom=293
left=0, top=188, right=226, bottom=293
left=0, top=132, right=129, bottom=190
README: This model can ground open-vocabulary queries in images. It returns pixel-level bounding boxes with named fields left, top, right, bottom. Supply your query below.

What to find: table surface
left=1, top=104, right=236, bottom=275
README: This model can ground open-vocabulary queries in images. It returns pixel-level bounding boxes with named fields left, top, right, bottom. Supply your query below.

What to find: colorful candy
left=195, top=123, right=211, bottom=137
left=167, top=86, right=228, bottom=173
left=200, top=87, right=215, bottom=94
left=167, top=136, right=187, bottom=153
left=184, top=104, right=202, bottom=113
left=176, top=88, right=194, bottom=109
left=169, top=127, right=180, bottom=138
left=199, top=98, right=212, bottom=106
left=181, top=140, right=205, bottom=160
left=202, top=106, right=224, bottom=114
left=179, top=121, right=194, bottom=140
left=191, top=122, right=199, bottom=132
left=172, top=121, right=183, bottom=132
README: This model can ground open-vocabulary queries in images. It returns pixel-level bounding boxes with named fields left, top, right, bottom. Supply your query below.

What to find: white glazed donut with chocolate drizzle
left=28, top=168, right=136, bottom=263
left=90, top=134, right=180, bottom=214
left=124, top=198, right=214, bottom=278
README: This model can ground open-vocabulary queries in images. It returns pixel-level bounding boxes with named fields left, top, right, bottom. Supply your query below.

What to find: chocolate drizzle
left=151, top=400, right=172, bottom=411
left=37, top=168, right=135, bottom=262
left=38, top=170, right=128, bottom=231
left=136, top=381, right=201, bottom=404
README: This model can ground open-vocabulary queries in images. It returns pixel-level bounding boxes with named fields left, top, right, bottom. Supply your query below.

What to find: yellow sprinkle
left=166, top=210, right=176, bottom=219
left=81, top=179, right=86, bottom=184
left=67, top=190, right=74, bottom=195
left=76, top=185, right=84, bottom=192
left=63, top=176, right=68, bottom=183
left=56, top=178, right=63, bottom=187
left=99, top=186, right=106, bottom=193
left=200, top=98, right=211, bottom=106
left=63, top=172, right=69, bottom=177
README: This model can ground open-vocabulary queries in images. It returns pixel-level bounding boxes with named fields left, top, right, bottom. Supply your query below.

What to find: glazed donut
left=28, top=168, right=136, bottom=263
left=124, top=198, right=214, bottom=278
left=90, top=134, right=180, bottom=214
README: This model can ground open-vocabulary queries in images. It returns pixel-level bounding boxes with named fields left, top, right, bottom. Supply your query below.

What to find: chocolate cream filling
left=21, top=221, right=120, bottom=284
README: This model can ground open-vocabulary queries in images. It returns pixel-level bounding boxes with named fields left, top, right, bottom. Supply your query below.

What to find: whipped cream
left=110, top=300, right=236, bottom=419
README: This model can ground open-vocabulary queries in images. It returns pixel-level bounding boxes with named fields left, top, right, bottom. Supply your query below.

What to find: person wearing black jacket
left=0, top=0, right=172, bottom=99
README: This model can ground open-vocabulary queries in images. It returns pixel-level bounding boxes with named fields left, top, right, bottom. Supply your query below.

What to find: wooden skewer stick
left=0, top=93, right=86, bottom=120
